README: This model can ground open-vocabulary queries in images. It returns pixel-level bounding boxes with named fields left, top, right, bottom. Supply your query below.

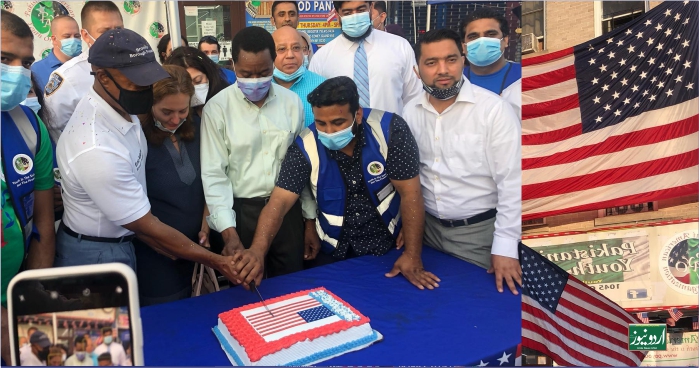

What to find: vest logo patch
left=13, top=154, right=33, bottom=175
left=44, top=73, right=64, bottom=96
left=367, top=161, right=384, bottom=176
left=53, top=168, right=62, bottom=183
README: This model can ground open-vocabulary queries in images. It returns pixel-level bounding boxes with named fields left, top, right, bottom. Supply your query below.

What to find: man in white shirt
left=404, top=29, right=522, bottom=295
left=63, top=335, right=94, bottom=366
left=309, top=1, right=421, bottom=116
left=56, top=29, right=239, bottom=283
left=43, top=1, right=124, bottom=141
left=19, top=330, right=50, bottom=366
left=92, top=328, right=124, bottom=366
left=201, top=26, right=317, bottom=284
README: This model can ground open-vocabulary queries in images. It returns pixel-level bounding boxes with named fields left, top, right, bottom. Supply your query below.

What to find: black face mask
left=99, top=70, right=154, bottom=115
left=37, top=346, right=50, bottom=362
left=422, top=77, right=464, bottom=100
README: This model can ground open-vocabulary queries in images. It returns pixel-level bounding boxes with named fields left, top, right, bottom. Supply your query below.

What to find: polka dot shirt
left=276, top=114, right=420, bottom=259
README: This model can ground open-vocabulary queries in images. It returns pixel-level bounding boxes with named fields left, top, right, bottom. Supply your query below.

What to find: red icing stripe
left=218, top=287, right=370, bottom=362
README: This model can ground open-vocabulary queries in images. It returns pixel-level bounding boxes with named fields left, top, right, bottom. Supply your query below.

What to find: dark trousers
left=233, top=198, right=304, bottom=278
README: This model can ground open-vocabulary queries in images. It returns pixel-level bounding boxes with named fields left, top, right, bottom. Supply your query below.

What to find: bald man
left=43, top=1, right=124, bottom=141
left=31, top=15, right=81, bottom=91
left=272, top=26, right=325, bottom=127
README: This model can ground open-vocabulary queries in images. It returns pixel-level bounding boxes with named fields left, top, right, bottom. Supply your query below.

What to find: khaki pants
left=423, top=212, right=495, bottom=270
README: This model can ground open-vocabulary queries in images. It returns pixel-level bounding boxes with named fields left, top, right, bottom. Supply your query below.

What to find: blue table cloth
left=140, top=247, right=521, bottom=366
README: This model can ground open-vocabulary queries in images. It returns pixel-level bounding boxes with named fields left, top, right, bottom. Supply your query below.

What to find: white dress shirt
left=43, top=50, right=93, bottom=142
left=309, top=30, right=422, bottom=116
left=404, top=78, right=521, bottom=259
left=93, top=343, right=127, bottom=366
left=20, top=347, right=45, bottom=366
left=201, top=84, right=316, bottom=232
left=502, top=79, right=522, bottom=120
left=56, top=88, right=150, bottom=238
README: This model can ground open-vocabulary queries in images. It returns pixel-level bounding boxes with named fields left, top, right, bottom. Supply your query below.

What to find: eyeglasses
left=276, top=45, right=303, bottom=54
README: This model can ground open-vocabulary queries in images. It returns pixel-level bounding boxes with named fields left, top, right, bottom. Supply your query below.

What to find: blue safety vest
left=296, top=108, right=402, bottom=254
left=1, top=105, right=42, bottom=249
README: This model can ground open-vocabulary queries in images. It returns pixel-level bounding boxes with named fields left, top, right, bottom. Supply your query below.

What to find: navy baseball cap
left=88, top=28, right=169, bottom=87
left=30, top=331, right=51, bottom=349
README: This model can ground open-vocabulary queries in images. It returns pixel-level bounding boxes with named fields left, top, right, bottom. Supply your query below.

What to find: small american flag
left=326, top=8, right=337, bottom=22
left=520, top=243, right=646, bottom=366
left=668, top=307, right=684, bottom=321
left=521, top=1, right=698, bottom=220
left=636, top=312, right=649, bottom=324
left=692, top=316, right=698, bottom=330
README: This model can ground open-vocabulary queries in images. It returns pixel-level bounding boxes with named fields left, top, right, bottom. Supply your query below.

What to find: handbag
left=191, top=262, right=220, bottom=297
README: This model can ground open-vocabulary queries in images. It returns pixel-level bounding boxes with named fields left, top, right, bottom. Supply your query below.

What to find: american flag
left=521, top=1, right=698, bottom=220
left=693, top=316, right=698, bottom=330
left=668, top=307, right=684, bottom=321
left=520, top=243, right=647, bottom=366
left=241, top=295, right=340, bottom=339
left=636, top=312, right=649, bottom=324
left=327, top=8, right=337, bottom=22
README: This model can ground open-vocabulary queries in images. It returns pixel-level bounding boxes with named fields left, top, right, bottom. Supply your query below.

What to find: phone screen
left=11, top=271, right=135, bottom=367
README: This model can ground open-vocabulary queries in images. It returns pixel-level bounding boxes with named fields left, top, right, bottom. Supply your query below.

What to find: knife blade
left=249, top=280, right=274, bottom=317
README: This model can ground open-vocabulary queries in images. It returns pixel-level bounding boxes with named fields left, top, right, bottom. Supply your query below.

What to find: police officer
left=43, top=1, right=124, bottom=141
left=30, top=15, right=81, bottom=91
left=1, top=10, right=56, bottom=364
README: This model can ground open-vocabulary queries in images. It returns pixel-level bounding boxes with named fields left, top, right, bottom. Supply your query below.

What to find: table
left=140, top=247, right=521, bottom=366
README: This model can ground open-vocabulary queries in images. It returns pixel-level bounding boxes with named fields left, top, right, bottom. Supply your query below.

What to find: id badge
left=376, top=182, right=395, bottom=203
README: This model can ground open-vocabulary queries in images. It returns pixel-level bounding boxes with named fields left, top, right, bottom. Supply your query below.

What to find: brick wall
left=542, top=1, right=595, bottom=52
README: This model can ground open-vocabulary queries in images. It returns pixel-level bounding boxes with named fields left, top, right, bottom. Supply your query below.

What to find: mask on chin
left=422, top=77, right=464, bottom=100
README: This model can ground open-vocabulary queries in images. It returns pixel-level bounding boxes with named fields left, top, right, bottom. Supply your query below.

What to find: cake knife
left=250, top=280, right=275, bottom=317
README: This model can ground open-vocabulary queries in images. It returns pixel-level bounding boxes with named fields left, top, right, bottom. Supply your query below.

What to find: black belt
left=439, top=209, right=497, bottom=228
left=235, top=197, right=270, bottom=205
left=60, top=223, right=135, bottom=243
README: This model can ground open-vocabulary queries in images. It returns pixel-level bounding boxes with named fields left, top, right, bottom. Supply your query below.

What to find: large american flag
left=521, top=1, right=698, bottom=220
left=520, top=243, right=647, bottom=366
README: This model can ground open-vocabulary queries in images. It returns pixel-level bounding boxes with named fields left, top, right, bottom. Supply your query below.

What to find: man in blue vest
left=1, top=10, right=57, bottom=364
left=460, top=8, right=521, bottom=118
left=228, top=76, right=440, bottom=291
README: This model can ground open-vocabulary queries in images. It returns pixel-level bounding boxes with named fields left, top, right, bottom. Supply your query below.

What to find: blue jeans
left=54, top=228, right=137, bottom=270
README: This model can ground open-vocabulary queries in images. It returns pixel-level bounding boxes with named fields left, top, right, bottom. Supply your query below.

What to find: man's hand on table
left=230, top=248, right=265, bottom=291
left=386, top=252, right=440, bottom=290
left=487, top=255, right=522, bottom=295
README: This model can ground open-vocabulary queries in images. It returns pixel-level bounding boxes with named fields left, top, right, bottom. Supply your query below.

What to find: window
left=601, top=1, right=645, bottom=34
left=521, top=1, right=544, bottom=50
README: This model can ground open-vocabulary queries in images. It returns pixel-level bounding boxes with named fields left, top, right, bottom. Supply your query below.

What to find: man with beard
left=309, top=1, right=421, bottom=115
left=20, top=331, right=51, bottom=365
left=404, top=29, right=522, bottom=295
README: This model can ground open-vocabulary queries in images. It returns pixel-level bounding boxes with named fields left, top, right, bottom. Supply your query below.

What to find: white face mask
left=191, top=83, right=209, bottom=107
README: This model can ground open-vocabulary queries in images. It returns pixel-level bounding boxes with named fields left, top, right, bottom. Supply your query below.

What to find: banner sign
left=244, top=0, right=341, bottom=45
left=4, top=1, right=168, bottom=63
left=525, top=222, right=698, bottom=309
left=641, top=332, right=699, bottom=366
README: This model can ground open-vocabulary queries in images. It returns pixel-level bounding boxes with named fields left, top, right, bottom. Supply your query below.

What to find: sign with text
left=629, top=324, right=667, bottom=351
left=641, top=332, right=699, bottom=366
left=244, top=0, right=341, bottom=45
left=201, top=20, right=216, bottom=37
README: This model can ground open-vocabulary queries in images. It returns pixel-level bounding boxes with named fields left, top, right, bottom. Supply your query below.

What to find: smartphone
left=8, top=263, right=143, bottom=366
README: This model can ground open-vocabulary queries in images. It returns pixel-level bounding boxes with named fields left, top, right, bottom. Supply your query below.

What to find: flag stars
left=642, top=90, right=649, bottom=96
left=664, top=29, right=672, bottom=37
left=627, top=45, right=636, bottom=53
left=687, top=82, right=694, bottom=90
left=594, top=116, right=602, bottom=123
left=497, top=352, right=512, bottom=366
left=665, top=88, right=674, bottom=97
left=631, top=85, right=639, bottom=92
left=638, top=51, right=646, bottom=58
left=684, top=60, right=692, bottom=69
left=640, top=71, right=648, bottom=79
left=646, top=38, right=655, bottom=46
left=619, top=58, right=627, bottom=66
left=658, top=80, right=665, bottom=88
left=591, top=77, right=599, bottom=85
left=599, top=64, right=608, bottom=72
left=588, top=58, right=596, bottom=65
left=612, top=91, right=620, bottom=99
left=636, top=31, right=644, bottom=39
left=610, top=71, right=619, bottom=79
left=664, top=9, right=672, bottom=16
left=623, top=97, right=631, bottom=105
left=630, top=65, right=638, bottom=72
left=593, top=96, right=601, bottom=104
left=683, top=18, right=690, bottom=25
left=598, top=47, right=606, bottom=54
left=607, top=51, right=616, bottom=59
left=602, top=84, right=610, bottom=91
left=606, top=38, right=614, bottom=44
left=649, top=94, right=657, bottom=101
left=621, top=78, right=628, bottom=86
left=603, top=104, right=612, bottom=111
left=625, top=28, right=633, bottom=35
left=675, top=75, right=682, bottom=83
left=616, top=39, right=624, bottom=47
left=655, top=23, right=663, bottom=31
left=651, top=76, right=658, bottom=83
left=644, top=20, right=652, bottom=26
left=665, top=67, right=673, bottom=75
left=665, top=48, right=673, bottom=56
left=614, top=109, right=622, bottom=117
left=674, top=13, right=681, bottom=21
left=647, top=57, right=656, bottom=65
left=682, top=39, right=690, bottom=48
left=673, top=54, right=681, bottom=62
left=633, top=102, right=641, bottom=108
left=655, top=43, right=664, bottom=51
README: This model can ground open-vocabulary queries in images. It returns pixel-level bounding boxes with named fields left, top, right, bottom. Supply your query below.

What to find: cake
left=212, top=287, right=383, bottom=366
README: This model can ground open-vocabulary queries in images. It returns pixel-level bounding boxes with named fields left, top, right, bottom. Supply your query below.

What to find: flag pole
left=166, top=1, right=183, bottom=48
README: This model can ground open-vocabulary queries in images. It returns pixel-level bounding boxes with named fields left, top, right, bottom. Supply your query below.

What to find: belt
left=439, top=208, right=497, bottom=228
left=60, top=223, right=135, bottom=243
left=235, top=197, right=270, bottom=205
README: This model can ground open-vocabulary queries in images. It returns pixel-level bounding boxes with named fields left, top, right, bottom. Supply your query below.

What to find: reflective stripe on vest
left=297, top=108, right=402, bottom=253
left=1, top=105, right=41, bottom=249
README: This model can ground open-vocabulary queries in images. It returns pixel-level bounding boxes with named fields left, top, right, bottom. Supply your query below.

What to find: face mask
left=62, top=353, right=67, bottom=362
left=1, top=64, right=32, bottom=111
left=318, top=119, right=356, bottom=150
left=423, top=77, right=464, bottom=100
left=208, top=54, right=219, bottom=63
left=83, top=29, right=97, bottom=47
left=21, top=97, right=41, bottom=114
left=60, top=38, right=82, bottom=57
left=466, top=37, right=503, bottom=67
left=273, top=65, right=306, bottom=83
left=154, top=117, right=186, bottom=134
left=371, top=14, right=384, bottom=30
left=236, top=75, right=273, bottom=102
left=191, top=83, right=209, bottom=107
left=103, top=336, right=113, bottom=345
left=38, top=347, right=50, bottom=362
left=76, top=352, right=87, bottom=361
left=302, top=55, right=310, bottom=69
left=100, top=71, right=153, bottom=115
left=341, top=12, right=372, bottom=38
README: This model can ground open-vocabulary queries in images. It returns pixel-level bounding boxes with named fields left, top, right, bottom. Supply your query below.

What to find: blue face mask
left=273, top=65, right=306, bottom=83
left=20, top=97, right=41, bottom=114
left=1, top=64, right=32, bottom=111
left=60, top=38, right=82, bottom=58
left=237, top=75, right=273, bottom=102
left=318, top=119, right=356, bottom=150
left=302, top=55, right=310, bottom=68
left=466, top=37, right=503, bottom=67
left=209, top=54, right=219, bottom=63
left=341, top=12, right=372, bottom=38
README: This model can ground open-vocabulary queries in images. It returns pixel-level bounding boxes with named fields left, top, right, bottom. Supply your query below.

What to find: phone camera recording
left=116, top=286, right=123, bottom=294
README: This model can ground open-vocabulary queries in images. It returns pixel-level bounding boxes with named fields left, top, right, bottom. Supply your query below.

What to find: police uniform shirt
left=44, top=50, right=93, bottom=142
